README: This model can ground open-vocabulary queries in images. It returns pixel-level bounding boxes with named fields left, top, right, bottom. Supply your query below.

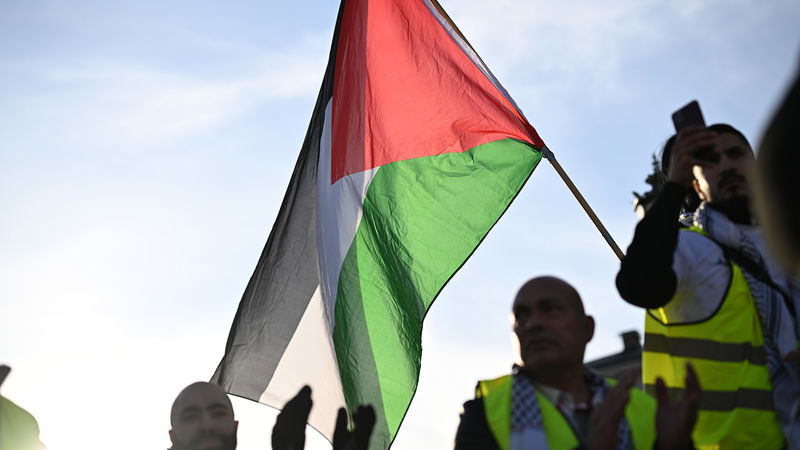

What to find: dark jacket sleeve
left=454, top=398, right=501, bottom=450
left=616, top=182, right=689, bottom=309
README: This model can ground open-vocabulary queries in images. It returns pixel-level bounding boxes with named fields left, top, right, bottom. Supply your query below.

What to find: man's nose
left=198, top=412, right=215, bottom=430
left=718, top=151, right=740, bottom=172
left=719, top=166, right=739, bottom=180
left=520, top=313, right=543, bottom=330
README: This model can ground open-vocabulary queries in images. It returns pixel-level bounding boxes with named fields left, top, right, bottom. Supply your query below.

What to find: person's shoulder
left=456, top=397, right=500, bottom=450
left=461, top=397, right=485, bottom=414
left=666, top=229, right=731, bottom=321
left=676, top=228, right=726, bottom=263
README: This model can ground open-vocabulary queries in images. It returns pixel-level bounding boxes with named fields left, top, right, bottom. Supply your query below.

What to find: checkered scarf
left=510, top=366, right=633, bottom=449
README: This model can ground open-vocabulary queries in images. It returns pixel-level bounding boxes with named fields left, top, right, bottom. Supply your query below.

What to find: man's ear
left=168, top=429, right=175, bottom=444
left=584, top=315, right=595, bottom=344
left=692, top=178, right=703, bottom=199
left=234, top=420, right=239, bottom=431
left=691, top=169, right=709, bottom=202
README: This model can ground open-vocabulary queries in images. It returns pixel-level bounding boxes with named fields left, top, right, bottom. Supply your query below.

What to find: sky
left=1, top=0, right=798, bottom=449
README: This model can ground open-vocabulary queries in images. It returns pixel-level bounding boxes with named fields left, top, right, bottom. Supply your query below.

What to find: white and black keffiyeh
left=510, top=366, right=633, bottom=449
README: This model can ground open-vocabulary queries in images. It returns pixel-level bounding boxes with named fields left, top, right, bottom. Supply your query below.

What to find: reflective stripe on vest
left=477, top=374, right=655, bottom=450
left=643, top=227, right=783, bottom=449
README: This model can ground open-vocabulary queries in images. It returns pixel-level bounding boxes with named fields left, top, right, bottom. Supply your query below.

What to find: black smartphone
left=672, top=100, right=716, bottom=161
left=672, top=100, right=706, bottom=132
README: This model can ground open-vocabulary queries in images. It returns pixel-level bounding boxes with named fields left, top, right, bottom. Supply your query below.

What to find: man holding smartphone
left=616, top=114, right=800, bottom=448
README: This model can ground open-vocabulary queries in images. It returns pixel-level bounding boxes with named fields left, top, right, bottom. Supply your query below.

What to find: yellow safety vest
left=0, top=395, right=47, bottom=450
left=643, top=227, right=783, bottom=449
left=477, top=374, right=655, bottom=450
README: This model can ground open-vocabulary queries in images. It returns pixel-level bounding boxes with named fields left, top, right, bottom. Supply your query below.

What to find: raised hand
left=667, top=126, right=717, bottom=187
left=333, top=404, right=376, bottom=450
left=272, top=385, right=313, bottom=450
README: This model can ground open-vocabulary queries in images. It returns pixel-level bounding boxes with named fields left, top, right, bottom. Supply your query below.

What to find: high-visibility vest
left=0, top=395, right=47, bottom=450
left=643, top=227, right=783, bottom=449
left=477, top=374, right=656, bottom=450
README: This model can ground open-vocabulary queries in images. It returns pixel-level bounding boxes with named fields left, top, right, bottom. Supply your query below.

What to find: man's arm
left=616, top=182, right=687, bottom=309
left=617, top=127, right=717, bottom=309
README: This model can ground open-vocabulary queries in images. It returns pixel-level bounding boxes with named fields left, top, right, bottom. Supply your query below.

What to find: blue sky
left=1, top=1, right=798, bottom=448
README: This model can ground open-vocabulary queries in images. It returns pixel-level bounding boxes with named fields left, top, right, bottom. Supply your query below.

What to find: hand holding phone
left=672, top=100, right=716, bottom=162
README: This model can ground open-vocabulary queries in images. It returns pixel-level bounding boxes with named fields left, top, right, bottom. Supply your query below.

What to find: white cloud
left=30, top=53, right=325, bottom=147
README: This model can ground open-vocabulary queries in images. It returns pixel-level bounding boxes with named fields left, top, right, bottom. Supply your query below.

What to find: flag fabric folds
left=211, top=0, right=546, bottom=446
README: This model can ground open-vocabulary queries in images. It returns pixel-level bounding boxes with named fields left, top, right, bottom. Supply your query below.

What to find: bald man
left=169, top=382, right=238, bottom=450
left=454, top=276, right=700, bottom=450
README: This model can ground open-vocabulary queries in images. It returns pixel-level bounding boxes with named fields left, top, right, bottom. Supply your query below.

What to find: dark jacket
left=454, top=397, right=501, bottom=450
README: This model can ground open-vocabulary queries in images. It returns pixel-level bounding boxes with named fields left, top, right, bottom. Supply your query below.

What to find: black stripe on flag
left=210, top=2, right=346, bottom=401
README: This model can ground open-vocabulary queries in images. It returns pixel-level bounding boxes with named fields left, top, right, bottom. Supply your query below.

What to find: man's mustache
left=523, top=333, right=558, bottom=347
left=718, top=172, right=745, bottom=188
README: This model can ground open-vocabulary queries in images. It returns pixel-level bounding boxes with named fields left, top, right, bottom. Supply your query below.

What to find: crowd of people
left=450, top=78, right=800, bottom=448
left=3, top=72, right=798, bottom=450
left=174, top=76, right=800, bottom=449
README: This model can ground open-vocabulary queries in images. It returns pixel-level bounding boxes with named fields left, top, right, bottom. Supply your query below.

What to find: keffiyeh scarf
left=510, top=366, right=633, bottom=449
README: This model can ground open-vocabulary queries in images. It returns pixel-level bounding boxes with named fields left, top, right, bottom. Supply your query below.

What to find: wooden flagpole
left=541, top=147, right=625, bottom=261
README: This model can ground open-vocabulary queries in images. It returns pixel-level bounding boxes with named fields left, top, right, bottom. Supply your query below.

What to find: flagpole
left=542, top=147, right=625, bottom=261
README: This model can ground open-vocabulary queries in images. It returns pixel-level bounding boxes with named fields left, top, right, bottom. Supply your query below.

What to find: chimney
left=621, top=330, right=641, bottom=352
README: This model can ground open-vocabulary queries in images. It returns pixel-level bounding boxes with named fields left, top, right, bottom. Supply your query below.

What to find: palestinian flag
left=212, top=0, right=546, bottom=446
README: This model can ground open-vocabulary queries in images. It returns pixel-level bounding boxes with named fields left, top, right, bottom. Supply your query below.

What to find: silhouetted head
left=169, top=382, right=238, bottom=450
left=511, top=276, right=594, bottom=373
left=755, top=68, right=800, bottom=275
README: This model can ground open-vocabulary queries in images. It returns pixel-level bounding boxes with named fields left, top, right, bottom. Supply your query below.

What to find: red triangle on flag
left=330, top=0, right=543, bottom=184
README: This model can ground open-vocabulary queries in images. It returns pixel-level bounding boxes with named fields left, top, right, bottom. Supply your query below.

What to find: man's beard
left=711, top=195, right=752, bottom=225
left=170, top=432, right=237, bottom=450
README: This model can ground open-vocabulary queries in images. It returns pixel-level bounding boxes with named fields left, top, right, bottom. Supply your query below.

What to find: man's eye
left=181, top=412, right=199, bottom=422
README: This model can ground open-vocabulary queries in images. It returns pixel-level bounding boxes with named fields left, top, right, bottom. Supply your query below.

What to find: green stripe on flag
left=333, top=138, right=541, bottom=443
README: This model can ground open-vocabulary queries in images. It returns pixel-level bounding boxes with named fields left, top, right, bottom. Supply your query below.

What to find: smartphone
left=672, top=100, right=706, bottom=132
left=672, top=100, right=717, bottom=161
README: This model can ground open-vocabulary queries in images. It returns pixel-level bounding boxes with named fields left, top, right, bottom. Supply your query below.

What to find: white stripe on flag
left=316, top=99, right=379, bottom=325
left=259, top=99, right=380, bottom=441
left=261, top=285, right=346, bottom=440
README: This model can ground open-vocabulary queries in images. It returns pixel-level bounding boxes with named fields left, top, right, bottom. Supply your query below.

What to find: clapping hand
left=333, top=404, right=376, bottom=450
left=587, top=370, right=638, bottom=450
left=655, top=363, right=701, bottom=450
